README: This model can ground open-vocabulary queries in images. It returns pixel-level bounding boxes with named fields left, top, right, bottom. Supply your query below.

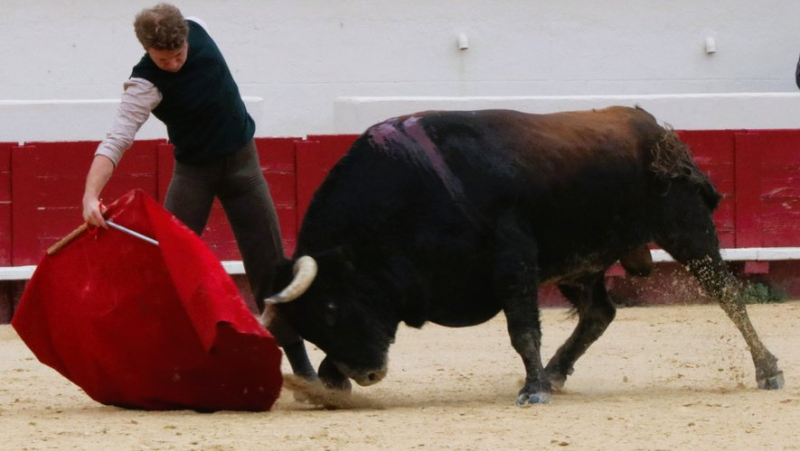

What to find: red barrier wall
left=1, top=129, right=800, bottom=321
left=5, top=138, right=312, bottom=265
left=5, top=130, right=800, bottom=263
left=677, top=129, right=800, bottom=249
left=0, top=143, right=12, bottom=266
left=677, top=130, right=736, bottom=247
left=734, top=131, right=800, bottom=247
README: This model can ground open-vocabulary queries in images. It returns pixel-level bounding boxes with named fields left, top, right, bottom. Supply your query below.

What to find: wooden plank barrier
left=2, top=130, right=800, bottom=322
left=0, top=143, right=12, bottom=266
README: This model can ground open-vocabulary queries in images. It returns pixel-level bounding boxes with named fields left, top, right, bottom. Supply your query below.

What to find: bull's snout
left=318, top=356, right=388, bottom=390
left=330, top=359, right=387, bottom=387
left=354, top=368, right=387, bottom=387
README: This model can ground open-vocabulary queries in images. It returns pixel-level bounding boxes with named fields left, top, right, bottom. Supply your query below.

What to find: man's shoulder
left=131, top=52, right=156, bottom=78
left=186, top=16, right=210, bottom=33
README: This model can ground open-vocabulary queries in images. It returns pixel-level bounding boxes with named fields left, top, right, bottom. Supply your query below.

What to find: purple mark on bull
left=368, top=116, right=466, bottom=202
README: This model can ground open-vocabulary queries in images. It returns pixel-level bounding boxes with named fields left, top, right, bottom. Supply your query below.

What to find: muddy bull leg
left=655, top=193, right=784, bottom=390
left=689, top=259, right=784, bottom=389
left=659, top=214, right=785, bottom=390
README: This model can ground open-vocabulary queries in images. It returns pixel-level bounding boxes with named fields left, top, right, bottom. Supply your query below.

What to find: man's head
left=134, top=3, right=189, bottom=72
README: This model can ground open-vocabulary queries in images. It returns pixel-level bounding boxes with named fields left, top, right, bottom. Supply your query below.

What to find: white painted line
left=221, top=260, right=246, bottom=275
left=649, top=248, right=800, bottom=262
left=2, top=248, right=800, bottom=281
left=0, top=266, right=36, bottom=280
left=333, top=93, right=800, bottom=133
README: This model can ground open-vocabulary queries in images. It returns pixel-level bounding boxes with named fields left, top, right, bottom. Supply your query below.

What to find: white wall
left=334, top=93, right=800, bottom=133
left=1, top=0, right=799, bottom=140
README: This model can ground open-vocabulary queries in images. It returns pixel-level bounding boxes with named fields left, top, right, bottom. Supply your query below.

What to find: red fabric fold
left=12, top=190, right=283, bottom=411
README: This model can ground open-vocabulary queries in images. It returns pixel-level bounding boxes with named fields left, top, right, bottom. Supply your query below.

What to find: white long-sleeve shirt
left=95, top=78, right=161, bottom=167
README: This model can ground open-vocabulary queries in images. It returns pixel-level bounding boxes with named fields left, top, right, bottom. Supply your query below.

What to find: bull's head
left=260, top=248, right=400, bottom=388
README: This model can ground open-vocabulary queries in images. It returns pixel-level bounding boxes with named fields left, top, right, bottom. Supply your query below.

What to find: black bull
left=264, top=106, right=784, bottom=405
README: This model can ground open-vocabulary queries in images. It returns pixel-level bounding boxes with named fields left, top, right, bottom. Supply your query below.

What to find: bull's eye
left=323, top=302, right=338, bottom=327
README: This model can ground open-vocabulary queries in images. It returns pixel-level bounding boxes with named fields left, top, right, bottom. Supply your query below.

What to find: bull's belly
left=429, top=307, right=501, bottom=328
left=538, top=249, right=628, bottom=285
left=419, top=243, right=636, bottom=327
left=426, top=282, right=504, bottom=328
left=540, top=263, right=609, bottom=285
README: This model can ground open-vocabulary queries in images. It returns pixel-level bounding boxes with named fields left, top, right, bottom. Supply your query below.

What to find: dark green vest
left=130, top=20, right=255, bottom=165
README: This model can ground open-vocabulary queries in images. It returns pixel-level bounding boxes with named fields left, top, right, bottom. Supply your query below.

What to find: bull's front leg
left=545, top=274, right=616, bottom=390
left=493, top=216, right=551, bottom=405
left=657, top=211, right=784, bottom=391
left=688, top=258, right=784, bottom=390
left=506, top=301, right=551, bottom=405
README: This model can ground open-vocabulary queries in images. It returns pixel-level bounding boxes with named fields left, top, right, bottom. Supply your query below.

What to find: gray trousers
left=163, top=140, right=306, bottom=353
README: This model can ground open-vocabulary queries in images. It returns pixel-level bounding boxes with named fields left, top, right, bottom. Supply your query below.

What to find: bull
left=262, top=106, right=784, bottom=405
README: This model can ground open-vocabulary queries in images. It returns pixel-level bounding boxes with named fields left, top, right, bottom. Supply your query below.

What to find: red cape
left=12, top=190, right=283, bottom=411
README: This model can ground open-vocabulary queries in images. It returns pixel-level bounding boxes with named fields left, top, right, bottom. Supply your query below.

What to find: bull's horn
left=264, top=256, right=318, bottom=305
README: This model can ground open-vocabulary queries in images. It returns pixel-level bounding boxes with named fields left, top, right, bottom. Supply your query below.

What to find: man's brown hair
left=133, top=3, right=189, bottom=50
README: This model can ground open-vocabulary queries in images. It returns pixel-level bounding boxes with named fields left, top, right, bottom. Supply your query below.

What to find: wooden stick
left=46, top=223, right=89, bottom=256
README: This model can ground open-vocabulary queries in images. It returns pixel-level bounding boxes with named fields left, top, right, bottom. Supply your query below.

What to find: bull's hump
left=366, top=116, right=466, bottom=202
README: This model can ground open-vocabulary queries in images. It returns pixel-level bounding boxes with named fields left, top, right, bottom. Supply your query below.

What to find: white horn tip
left=268, top=256, right=318, bottom=304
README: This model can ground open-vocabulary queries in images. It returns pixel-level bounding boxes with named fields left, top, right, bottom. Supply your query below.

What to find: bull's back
left=302, top=106, right=662, bottom=248
left=411, top=107, right=660, bottom=215
left=418, top=106, right=658, bottom=178
left=414, top=107, right=664, bottom=281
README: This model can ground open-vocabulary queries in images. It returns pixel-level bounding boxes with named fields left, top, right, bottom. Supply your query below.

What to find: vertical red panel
left=258, top=137, right=301, bottom=257
left=676, top=130, right=736, bottom=248
left=258, top=137, right=298, bottom=208
left=295, top=135, right=357, bottom=226
left=0, top=144, right=12, bottom=265
left=100, top=140, right=160, bottom=201
left=737, top=130, right=800, bottom=247
left=733, top=132, right=765, bottom=247
left=11, top=145, right=43, bottom=265
left=304, top=135, right=360, bottom=154
left=11, top=141, right=161, bottom=265
left=294, top=140, right=322, bottom=239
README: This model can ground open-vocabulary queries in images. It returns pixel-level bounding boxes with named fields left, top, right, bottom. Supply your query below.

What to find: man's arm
left=82, top=155, right=115, bottom=228
left=82, top=78, right=161, bottom=227
left=796, top=54, right=800, bottom=90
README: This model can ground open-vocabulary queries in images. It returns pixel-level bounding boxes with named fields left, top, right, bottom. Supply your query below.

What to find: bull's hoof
left=515, top=392, right=551, bottom=406
left=544, top=364, right=573, bottom=391
left=547, top=375, right=566, bottom=391
left=757, top=371, right=785, bottom=390
left=318, top=357, right=353, bottom=393
left=545, top=367, right=571, bottom=391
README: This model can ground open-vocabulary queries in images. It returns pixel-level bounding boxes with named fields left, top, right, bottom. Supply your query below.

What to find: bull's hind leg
left=656, top=215, right=784, bottom=390
left=545, top=274, right=616, bottom=390
left=493, top=214, right=551, bottom=405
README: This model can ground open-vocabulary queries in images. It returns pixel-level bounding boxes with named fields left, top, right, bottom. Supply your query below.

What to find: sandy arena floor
left=2, top=301, right=799, bottom=450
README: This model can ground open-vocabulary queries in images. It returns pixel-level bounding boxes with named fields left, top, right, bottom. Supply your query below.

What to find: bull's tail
left=650, top=126, right=721, bottom=210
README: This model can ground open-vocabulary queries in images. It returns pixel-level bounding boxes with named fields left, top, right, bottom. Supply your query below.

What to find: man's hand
left=82, top=155, right=115, bottom=228
left=83, top=196, right=108, bottom=228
